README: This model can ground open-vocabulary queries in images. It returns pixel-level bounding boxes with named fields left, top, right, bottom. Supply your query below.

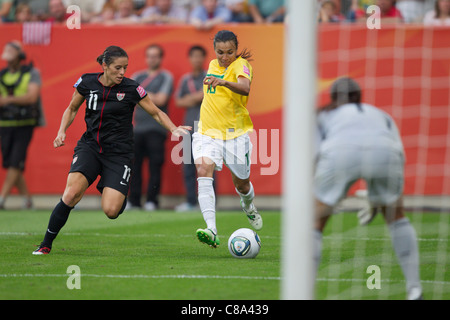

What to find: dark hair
left=434, top=0, right=447, bottom=19
left=321, top=77, right=362, bottom=111
left=188, top=45, right=207, bottom=57
left=146, top=44, right=164, bottom=58
left=213, top=30, right=253, bottom=61
left=96, top=46, right=128, bottom=66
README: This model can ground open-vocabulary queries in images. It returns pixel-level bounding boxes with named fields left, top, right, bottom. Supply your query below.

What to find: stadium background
left=0, top=23, right=448, bottom=206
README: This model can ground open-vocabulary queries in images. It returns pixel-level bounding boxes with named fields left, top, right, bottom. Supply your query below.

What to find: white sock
left=197, top=177, right=216, bottom=234
left=388, top=217, right=422, bottom=298
left=313, top=229, right=323, bottom=273
left=235, top=182, right=254, bottom=210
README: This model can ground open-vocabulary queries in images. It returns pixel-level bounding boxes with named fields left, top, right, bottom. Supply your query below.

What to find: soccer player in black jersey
left=33, top=46, right=190, bottom=255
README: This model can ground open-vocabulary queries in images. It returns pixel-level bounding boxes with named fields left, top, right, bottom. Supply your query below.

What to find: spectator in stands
left=350, top=0, right=403, bottom=23
left=346, top=0, right=375, bottom=22
left=90, top=2, right=116, bottom=23
left=376, top=0, right=404, bottom=22
left=62, top=0, right=106, bottom=23
left=175, top=0, right=202, bottom=12
left=226, top=0, right=252, bottom=23
left=140, top=0, right=188, bottom=24
left=423, top=0, right=450, bottom=25
left=190, top=0, right=232, bottom=30
left=0, top=41, right=44, bottom=209
left=142, top=0, right=156, bottom=8
left=27, top=0, right=50, bottom=22
left=248, top=0, right=285, bottom=23
left=15, top=3, right=33, bottom=23
left=133, top=0, right=149, bottom=15
left=174, top=45, right=208, bottom=212
left=0, top=0, right=15, bottom=22
left=340, top=0, right=354, bottom=16
left=46, top=0, right=72, bottom=23
left=318, top=0, right=344, bottom=23
left=108, top=0, right=140, bottom=24
left=396, top=0, right=426, bottom=22
left=128, top=44, right=174, bottom=211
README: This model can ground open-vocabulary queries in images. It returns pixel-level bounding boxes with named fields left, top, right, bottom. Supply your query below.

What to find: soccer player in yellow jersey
left=193, top=30, right=262, bottom=248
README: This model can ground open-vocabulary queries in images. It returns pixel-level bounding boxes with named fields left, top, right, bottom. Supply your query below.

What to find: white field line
left=0, top=273, right=281, bottom=281
left=0, top=231, right=448, bottom=242
left=0, top=273, right=448, bottom=286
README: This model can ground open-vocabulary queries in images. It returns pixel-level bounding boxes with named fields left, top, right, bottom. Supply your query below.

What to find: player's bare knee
left=196, top=166, right=213, bottom=178
left=107, top=213, right=119, bottom=220
left=102, top=203, right=121, bottom=219
left=62, top=187, right=83, bottom=207
left=103, top=206, right=120, bottom=219
left=195, top=158, right=215, bottom=178
left=235, top=182, right=250, bottom=194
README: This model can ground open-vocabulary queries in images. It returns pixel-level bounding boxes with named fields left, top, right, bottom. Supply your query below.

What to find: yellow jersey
left=198, top=56, right=253, bottom=140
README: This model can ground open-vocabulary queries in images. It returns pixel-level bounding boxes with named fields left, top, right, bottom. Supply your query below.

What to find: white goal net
left=283, top=1, right=449, bottom=300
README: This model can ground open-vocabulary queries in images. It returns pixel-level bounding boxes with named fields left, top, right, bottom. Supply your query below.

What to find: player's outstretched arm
left=138, top=95, right=191, bottom=138
left=54, top=90, right=85, bottom=148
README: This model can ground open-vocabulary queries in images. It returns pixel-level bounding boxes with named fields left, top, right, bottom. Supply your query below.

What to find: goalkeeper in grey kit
left=313, top=77, right=423, bottom=300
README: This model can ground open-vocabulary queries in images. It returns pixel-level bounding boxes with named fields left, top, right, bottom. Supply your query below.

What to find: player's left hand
left=171, top=125, right=192, bottom=138
left=204, top=76, right=224, bottom=90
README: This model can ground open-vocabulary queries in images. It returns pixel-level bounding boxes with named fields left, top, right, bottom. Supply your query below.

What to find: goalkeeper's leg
left=383, top=197, right=423, bottom=300
left=314, top=200, right=334, bottom=273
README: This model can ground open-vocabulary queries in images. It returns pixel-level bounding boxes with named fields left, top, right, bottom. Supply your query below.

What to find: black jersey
left=73, top=73, right=147, bottom=155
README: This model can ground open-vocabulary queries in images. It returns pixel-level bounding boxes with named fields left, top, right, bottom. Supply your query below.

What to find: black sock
left=42, top=199, right=74, bottom=248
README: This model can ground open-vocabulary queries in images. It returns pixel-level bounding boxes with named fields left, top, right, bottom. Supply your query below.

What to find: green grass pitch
left=0, top=209, right=448, bottom=300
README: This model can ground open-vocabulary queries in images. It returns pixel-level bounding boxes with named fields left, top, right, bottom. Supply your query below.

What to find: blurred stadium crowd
left=0, top=0, right=448, bottom=27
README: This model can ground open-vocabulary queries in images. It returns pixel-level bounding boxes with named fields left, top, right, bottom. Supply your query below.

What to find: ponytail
left=97, top=46, right=128, bottom=66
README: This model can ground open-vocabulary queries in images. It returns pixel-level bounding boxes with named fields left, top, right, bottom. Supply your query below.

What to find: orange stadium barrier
left=0, top=24, right=448, bottom=196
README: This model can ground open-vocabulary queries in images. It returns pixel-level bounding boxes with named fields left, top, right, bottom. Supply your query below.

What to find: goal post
left=281, top=0, right=317, bottom=300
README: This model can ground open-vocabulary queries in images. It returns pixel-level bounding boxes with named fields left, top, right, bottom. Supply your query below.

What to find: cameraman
left=0, top=41, right=43, bottom=209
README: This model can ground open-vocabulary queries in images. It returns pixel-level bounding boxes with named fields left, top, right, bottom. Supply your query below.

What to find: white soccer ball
left=228, top=228, right=261, bottom=259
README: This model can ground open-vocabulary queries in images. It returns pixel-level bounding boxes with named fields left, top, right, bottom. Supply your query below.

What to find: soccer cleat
left=196, top=228, right=220, bottom=248
left=408, top=287, right=424, bottom=300
left=32, top=243, right=51, bottom=255
left=241, top=200, right=263, bottom=230
left=357, top=206, right=378, bottom=226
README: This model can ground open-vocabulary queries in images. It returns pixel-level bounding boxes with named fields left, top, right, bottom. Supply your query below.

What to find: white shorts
left=192, top=132, right=252, bottom=179
left=314, top=146, right=404, bottom=207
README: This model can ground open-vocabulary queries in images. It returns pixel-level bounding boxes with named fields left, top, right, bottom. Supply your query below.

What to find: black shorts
left=0, top=126, right=34, bottom=170
left=70, top=141, right=133, bottom=196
